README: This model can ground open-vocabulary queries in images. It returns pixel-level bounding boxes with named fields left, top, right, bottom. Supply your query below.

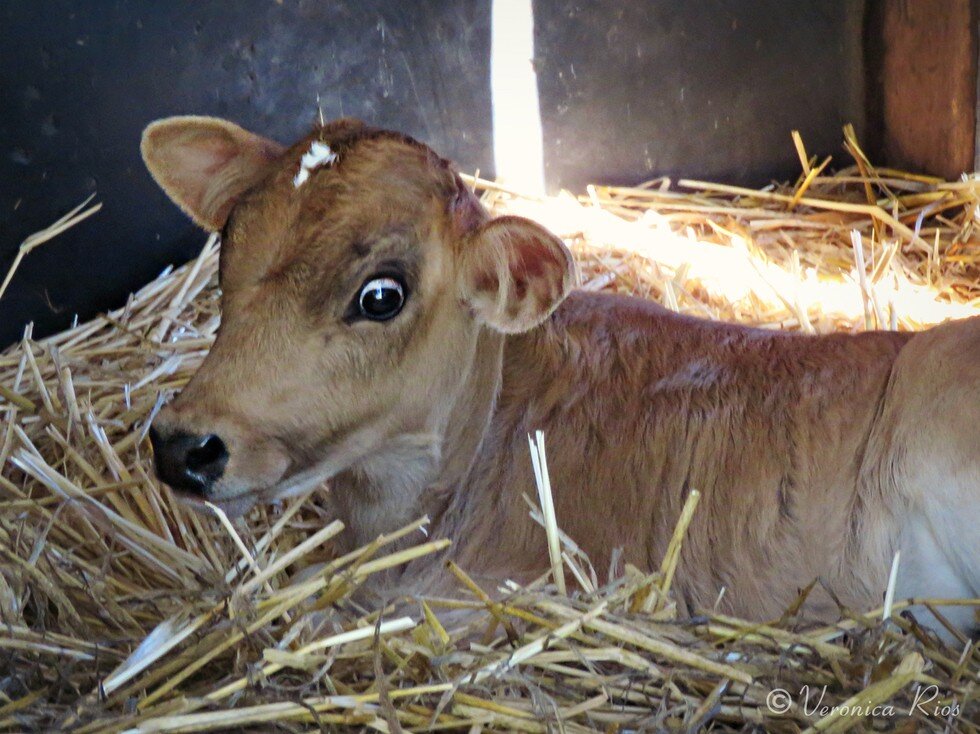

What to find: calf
left=142, top=116, right=978, bottom=637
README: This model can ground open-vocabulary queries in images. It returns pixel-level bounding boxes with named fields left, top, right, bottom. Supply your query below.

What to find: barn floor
left=2, top=137, right=979, bottom=732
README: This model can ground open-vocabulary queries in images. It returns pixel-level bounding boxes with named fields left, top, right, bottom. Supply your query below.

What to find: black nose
left=149, top=426, right=229, bottom=495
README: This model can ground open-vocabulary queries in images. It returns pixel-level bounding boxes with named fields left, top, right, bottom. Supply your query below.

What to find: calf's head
left=142, top=116, right=574, bottom=515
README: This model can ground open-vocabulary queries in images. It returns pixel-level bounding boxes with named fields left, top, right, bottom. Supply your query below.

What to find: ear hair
left=460, top=216, right=575, bottom=333
left=141, top=116, right=284, bottom=231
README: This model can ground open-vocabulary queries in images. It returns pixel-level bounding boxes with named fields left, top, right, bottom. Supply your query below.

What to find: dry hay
left=1, top=130, right=978, bottom=732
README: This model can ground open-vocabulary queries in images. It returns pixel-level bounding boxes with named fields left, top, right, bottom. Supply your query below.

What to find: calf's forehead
left=225, top=128, right=458, bottom=273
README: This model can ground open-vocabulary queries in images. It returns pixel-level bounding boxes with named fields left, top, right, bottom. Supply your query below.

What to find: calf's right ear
left=460, top=216, right=576, bottom=333
left=141, top=116, right=284, bottom=231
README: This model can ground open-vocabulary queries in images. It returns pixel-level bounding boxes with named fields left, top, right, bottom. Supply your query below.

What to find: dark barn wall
left=535, top=0, right=866, bottom=189
left=1, top=0, right=867, bottom=347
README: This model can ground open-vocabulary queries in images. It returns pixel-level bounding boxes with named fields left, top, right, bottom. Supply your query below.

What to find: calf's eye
left=358, top=277, right=405, bottom=320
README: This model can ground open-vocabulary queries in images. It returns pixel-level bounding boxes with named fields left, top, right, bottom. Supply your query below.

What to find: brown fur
left=143, top=116, right=978, bottom=637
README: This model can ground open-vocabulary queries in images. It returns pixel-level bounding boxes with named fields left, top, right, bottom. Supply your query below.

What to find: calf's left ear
left=460, top=216, right=576, bottom=333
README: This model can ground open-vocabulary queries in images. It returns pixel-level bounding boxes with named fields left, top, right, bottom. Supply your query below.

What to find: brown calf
left=142, top=116, right=978, bottom=639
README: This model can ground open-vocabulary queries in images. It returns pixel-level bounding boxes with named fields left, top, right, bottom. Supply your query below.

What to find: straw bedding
left=1, top=132, right=978, bottom=732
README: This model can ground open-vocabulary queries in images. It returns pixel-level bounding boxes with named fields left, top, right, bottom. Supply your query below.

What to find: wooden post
left=868, top=0, right=978, bottom=178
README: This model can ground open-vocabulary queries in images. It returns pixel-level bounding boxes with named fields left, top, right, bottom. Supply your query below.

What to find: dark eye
left=358, top=277, right=405, bottom=320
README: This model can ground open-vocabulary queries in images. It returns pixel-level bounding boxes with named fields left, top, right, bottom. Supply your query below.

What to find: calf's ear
left=460, top=216, right=576, bottom=333
left=141, top=116, right=284, bottom=231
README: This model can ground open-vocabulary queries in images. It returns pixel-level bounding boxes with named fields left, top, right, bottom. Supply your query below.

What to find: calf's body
left=141, top=116, right=978, bottom=638
left=416, top=292, right=909, bottom=619
left=367, top=291, right=976, bottom=633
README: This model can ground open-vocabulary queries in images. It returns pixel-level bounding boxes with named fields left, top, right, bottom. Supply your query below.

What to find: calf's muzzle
left=149, top=426, right=229, bottom=496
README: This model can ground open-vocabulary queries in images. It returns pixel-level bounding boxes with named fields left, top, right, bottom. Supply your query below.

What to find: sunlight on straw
left=493, top=190, right=980, bottom=330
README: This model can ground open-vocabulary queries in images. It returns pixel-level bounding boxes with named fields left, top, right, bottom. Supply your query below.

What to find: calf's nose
left=149, top=425, right=229, bottom=495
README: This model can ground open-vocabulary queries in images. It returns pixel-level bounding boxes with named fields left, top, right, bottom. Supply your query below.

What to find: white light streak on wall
left=491, top=0, right=546, bottom=195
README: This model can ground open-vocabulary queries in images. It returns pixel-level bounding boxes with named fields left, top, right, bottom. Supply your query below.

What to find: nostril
left=186, top=434, right=228, bottom=475
left=151, top=429, right=228, bottom=495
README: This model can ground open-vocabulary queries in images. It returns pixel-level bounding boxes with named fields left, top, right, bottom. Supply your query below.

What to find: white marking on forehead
left=293, top=140, right=338, bottom=188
